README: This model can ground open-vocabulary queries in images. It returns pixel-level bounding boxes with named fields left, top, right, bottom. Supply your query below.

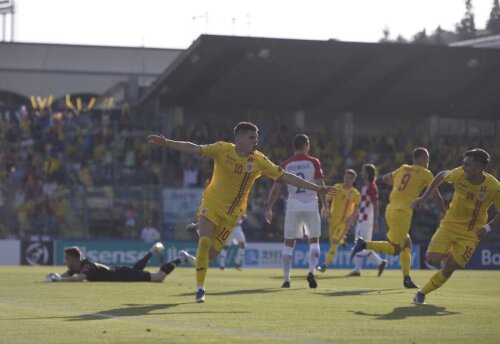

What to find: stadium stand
left=1, top=35, right=499, bottom=243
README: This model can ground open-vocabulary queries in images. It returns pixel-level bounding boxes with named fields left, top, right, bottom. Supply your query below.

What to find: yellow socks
left=324, top=244, right=339, bottom=266
left=365, top=241, right=396, bottom=255
left=400, top=247, right=412, bottom=276
left=196, top=236, right=212, bottom=287
left=421, top=270, right=449, bottom=295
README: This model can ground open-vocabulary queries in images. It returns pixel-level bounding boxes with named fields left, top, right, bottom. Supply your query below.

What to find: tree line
left=380, top=0, right=500, bottom=45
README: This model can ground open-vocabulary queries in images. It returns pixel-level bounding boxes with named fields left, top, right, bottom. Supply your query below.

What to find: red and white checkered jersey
left=357, top=182, right=378, bottom=224
left=278, top=153, right=324, bottom=211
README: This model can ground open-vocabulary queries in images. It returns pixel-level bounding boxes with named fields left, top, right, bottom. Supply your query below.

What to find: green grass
left=1, top=267, right=499, bottom=343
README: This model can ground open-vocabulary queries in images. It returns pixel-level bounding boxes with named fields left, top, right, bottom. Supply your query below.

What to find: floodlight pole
left=0, top=0, right=14, bottom=41
left=10, top=1, right=14, bottom=41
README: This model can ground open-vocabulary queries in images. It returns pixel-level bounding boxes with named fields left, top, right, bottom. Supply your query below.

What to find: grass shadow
left=6, top=309, right=250, bottom=321
left=177, top=287, right=282, bottom=297
left=351, top=305, right=460, bottom=320
left=65, top=303, right=188, bottom=321
left=318, top=288, right=402, bottom=297
left=316, top=275, right=359, bottom=280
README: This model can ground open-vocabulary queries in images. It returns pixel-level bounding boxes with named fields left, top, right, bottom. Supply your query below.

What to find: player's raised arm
left=147, top=134, right=202, bottom=155
left=265, top=182, right=282, bottom=224
left=380, top=172, right=394, bottom=186
left=411, top=171, right=446, bottom=209
left=280, top=172, right=335, bottom=194
left=430, top=188, right=446, bottom=217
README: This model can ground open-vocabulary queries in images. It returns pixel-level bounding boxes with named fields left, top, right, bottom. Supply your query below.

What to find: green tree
left=395, top=35, right=408, bottom=43
left=456, top=0, right=476, bottom=40
left=433, top=26, right=445, bottom=45
left=379, top=26, right=390, bottom=42
left=487, top=0, right=500, bottom=34
left=412, top=29, right=429, bottom=44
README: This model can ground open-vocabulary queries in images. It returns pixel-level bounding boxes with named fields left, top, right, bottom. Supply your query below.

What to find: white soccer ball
left=45, top=273, right=61, bottom=282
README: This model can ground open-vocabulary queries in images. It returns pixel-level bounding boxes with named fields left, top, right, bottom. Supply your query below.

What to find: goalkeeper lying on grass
left=46, top=243, right=195, bottom=282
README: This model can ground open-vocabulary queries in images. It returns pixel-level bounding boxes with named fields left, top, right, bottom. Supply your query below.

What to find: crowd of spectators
left=0, top=106, right=159, bottom=238
left=163, top=119, right=500, bottom=242
left=1, top=105, right=499, bottom=242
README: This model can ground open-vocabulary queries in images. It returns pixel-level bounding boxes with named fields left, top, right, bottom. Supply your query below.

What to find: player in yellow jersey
left=317, top=169, right=361, bottom=273
left=147, top=122, right=335, bottom=303
left=411, top=148, right=500, bottom=304
left=350, top=148, right=445, bottom=288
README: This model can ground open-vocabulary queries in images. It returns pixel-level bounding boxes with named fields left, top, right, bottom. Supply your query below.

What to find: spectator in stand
left=123, top=202, right=137, bottom=239
left=182, top=157, right=199, bottom=188
left=140, top=219, right=161, bottom=243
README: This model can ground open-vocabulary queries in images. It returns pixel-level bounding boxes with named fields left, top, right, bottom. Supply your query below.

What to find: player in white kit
left=219, top=216, right=246, bottom=270
left=347, top=164, right=387, bottom=277
left=266, top=134, right=329, bottom=288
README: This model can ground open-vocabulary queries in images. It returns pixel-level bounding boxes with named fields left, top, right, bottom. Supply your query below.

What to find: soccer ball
left=45, top=273, right=61, bottom=282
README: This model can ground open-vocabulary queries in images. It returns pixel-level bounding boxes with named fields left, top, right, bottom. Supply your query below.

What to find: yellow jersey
left=327, top=183, right=361, bottom=224
left=388, top=164, right=434, bottom=212
left=200, top=141, right=285, bottom=216
left=441, top=167, right=500, bottom=232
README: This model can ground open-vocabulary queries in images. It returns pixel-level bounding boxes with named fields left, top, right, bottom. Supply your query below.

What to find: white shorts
left=284, top=210, right=321, bottom=240
left=355, top=221, right=373, bottom=241
left=227, top=225, right=246, bottom=245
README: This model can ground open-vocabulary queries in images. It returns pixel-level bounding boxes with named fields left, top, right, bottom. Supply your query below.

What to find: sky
left=4, top=0, right=494, bottom=49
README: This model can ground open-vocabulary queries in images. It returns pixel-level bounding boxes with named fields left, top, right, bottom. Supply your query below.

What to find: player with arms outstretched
left=411, top=148, right=500, bottom=304
left=350, top=148, right=445, bottom=288
left=317, top=169, right=361, bottom=273
left=148, top=122, right=334, bottom=302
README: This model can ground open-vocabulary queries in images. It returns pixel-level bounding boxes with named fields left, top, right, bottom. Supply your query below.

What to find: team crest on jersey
left=478, top=191, right=486, bottom=201
left=246, top=162, right=253, bottom=172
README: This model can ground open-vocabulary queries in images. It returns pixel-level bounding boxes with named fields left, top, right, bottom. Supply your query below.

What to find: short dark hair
left=413, top=147, right=429, bottom=161
left=464, top=148, right=490, bottom=170
left=64, top=246, right=81, bottom=260
left=363, top=164, right=377, bottom=182
left=345, top=169, right=357, bottom=178
left=234, top=122, right=258, bottom=136
left=293, top=134, right=309, bottom=150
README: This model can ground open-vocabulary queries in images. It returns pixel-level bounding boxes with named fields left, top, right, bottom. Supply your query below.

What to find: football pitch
left=1, top=267, right=499, bottom=343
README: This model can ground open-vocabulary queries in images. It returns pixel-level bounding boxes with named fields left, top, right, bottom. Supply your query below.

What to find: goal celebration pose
left=148, top=122, right=334, bottom=302
left=411, top=149, right=500, bottom=304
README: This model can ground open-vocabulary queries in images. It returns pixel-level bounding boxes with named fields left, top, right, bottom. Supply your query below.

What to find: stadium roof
left=0, top=41, right=182, bottom=100
left=449, top=34, right=500, bottom=49
left=141, top=35, right=500, bottom=119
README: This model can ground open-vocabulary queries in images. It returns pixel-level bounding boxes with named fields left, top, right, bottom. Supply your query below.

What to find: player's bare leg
left=195, top=216, right=216, bottom=303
